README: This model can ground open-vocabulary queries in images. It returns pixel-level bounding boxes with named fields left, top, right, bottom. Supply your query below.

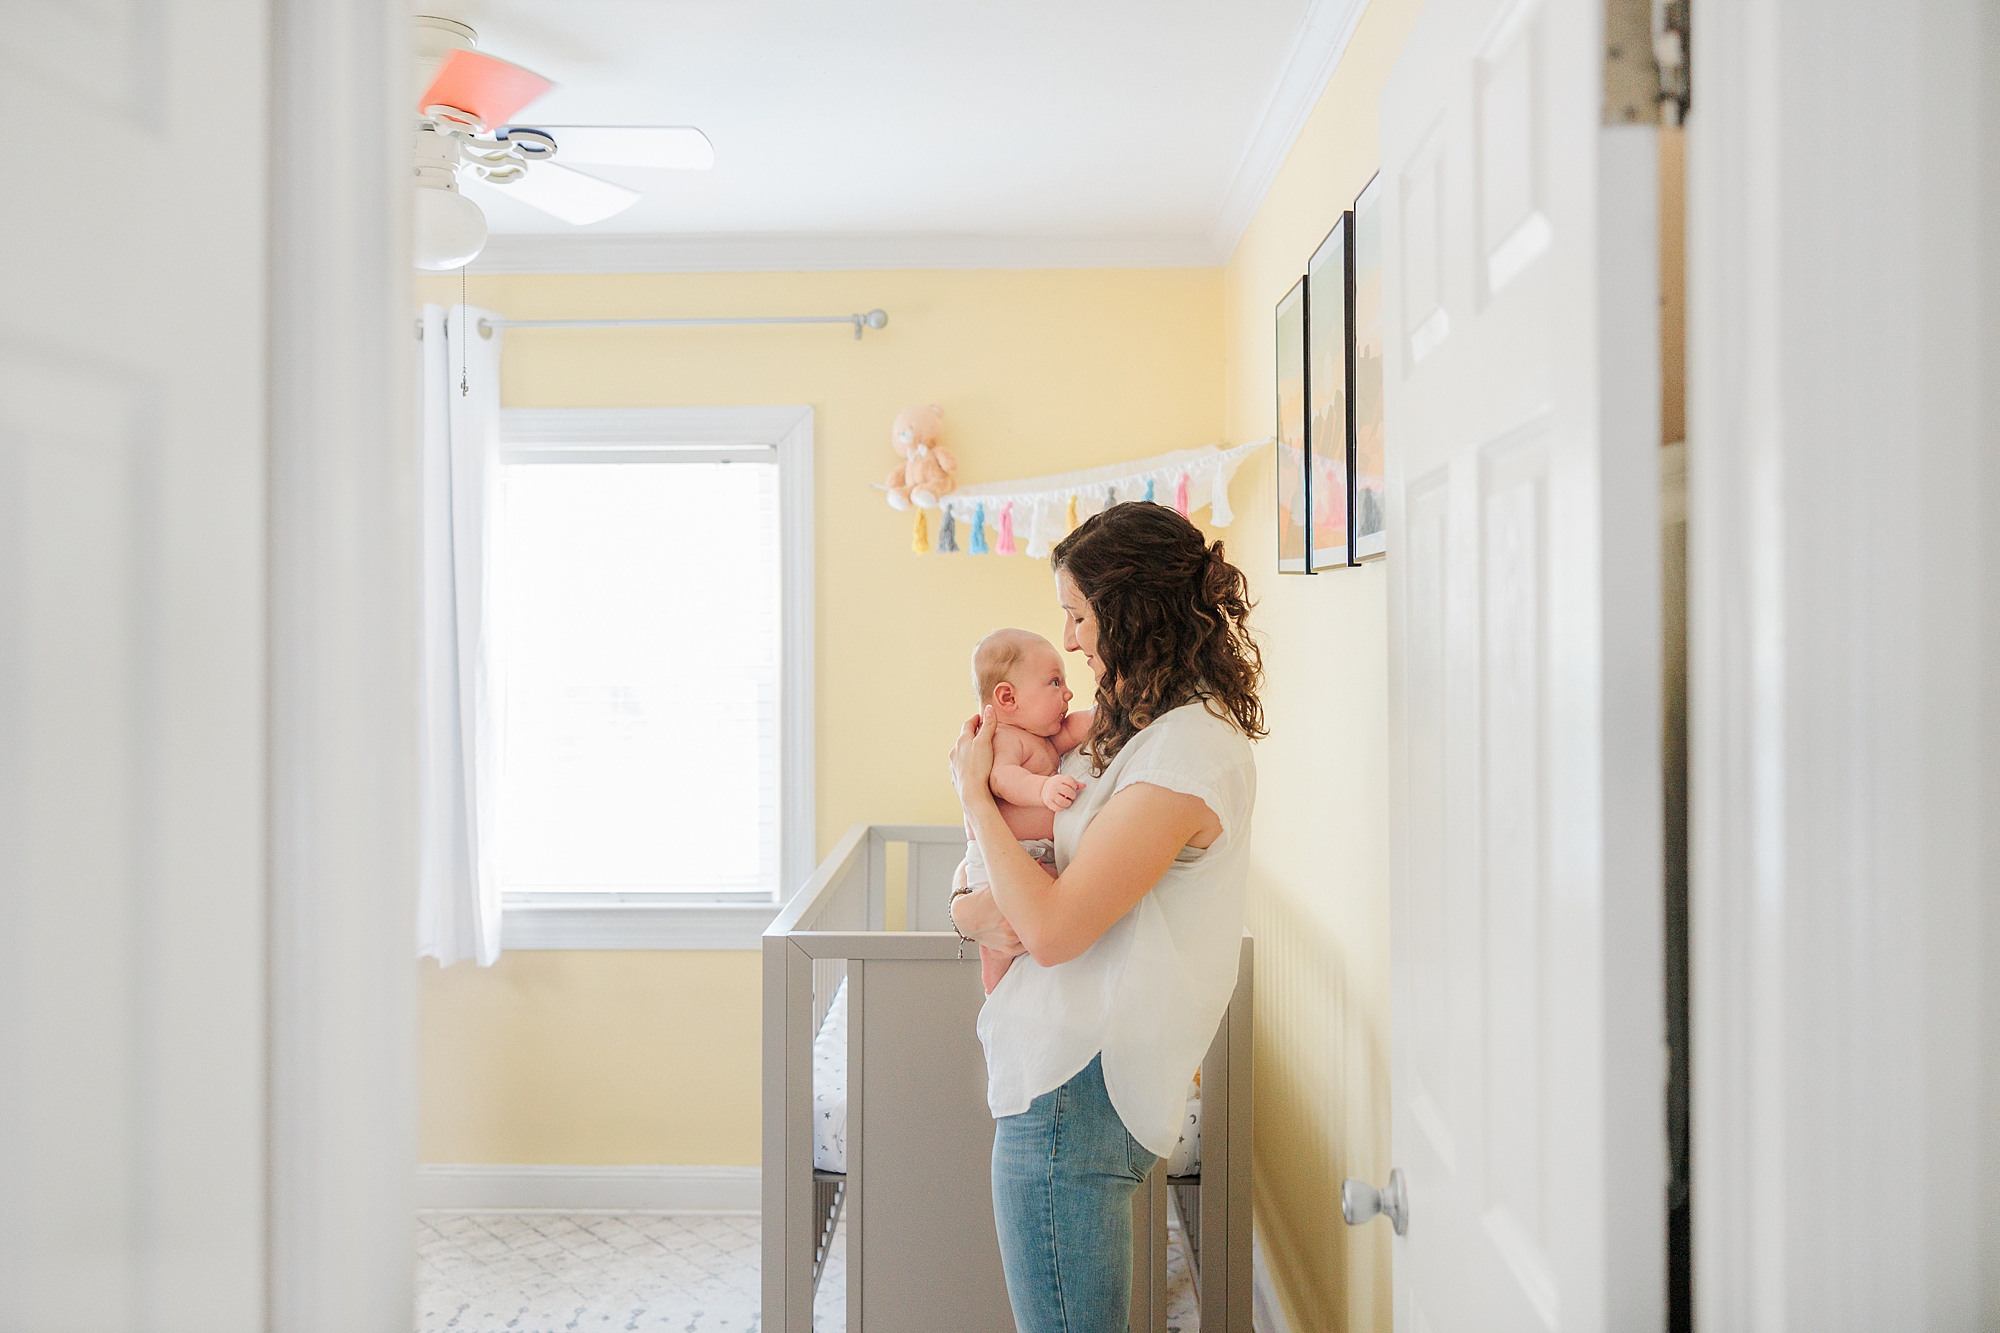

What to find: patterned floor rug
left=415, top=1206, right=1198, bottom=1333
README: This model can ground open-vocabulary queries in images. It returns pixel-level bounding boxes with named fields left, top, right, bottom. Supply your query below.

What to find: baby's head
left=971, top=628, right=1073, bottom=738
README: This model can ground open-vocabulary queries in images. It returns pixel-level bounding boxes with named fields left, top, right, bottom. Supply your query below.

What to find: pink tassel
left=996, top=501, right=1017, bottom=555
left=1173, top=471, right=1190, bottom=516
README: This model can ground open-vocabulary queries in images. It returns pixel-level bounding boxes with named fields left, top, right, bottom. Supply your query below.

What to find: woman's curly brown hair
left=1051, top=502, right=1265, bottom=774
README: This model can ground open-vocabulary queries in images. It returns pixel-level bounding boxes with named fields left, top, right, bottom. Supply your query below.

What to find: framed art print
left=1307, top=213, right=1354, bottom=570
left=1350, top=172, right=1387, bottom=561
left=1275, top=276, right=1309, bottom=574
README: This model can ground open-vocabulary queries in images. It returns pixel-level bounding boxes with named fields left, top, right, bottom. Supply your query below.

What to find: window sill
left=501, top=900, right=781, bottom=950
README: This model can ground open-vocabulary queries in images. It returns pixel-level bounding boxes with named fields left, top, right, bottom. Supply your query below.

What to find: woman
left=948, top=502, right=1264, bottom=1333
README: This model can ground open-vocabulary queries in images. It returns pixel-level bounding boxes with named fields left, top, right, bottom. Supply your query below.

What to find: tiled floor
left=415, top=1210, right=768, bottom=1333
left=416, top=1205, right=1198, bottom=1333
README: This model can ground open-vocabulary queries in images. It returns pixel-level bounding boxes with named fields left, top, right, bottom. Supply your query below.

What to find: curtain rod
left=474, top=310, right=889, bottom=340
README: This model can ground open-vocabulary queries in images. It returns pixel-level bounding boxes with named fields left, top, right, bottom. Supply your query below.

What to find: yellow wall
left=420, top=951, right=764, bottom=1164
left=1220, top=0, right=1425, bottom=1328
left=419, top=266, right=1224, bottom=1166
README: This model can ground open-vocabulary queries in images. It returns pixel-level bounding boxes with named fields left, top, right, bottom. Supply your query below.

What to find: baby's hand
left=1041, top=774, right=1083, bottom=811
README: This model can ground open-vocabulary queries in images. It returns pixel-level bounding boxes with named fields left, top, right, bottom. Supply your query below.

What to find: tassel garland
left=901, top=440, right=1260, bottom=557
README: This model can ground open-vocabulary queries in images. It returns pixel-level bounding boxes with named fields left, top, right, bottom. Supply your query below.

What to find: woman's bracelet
left=949, top=886, right=975, bottom=961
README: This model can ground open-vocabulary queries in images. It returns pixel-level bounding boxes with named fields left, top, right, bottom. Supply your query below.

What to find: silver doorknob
left=1341, top=1168, right=1408, bottom=1235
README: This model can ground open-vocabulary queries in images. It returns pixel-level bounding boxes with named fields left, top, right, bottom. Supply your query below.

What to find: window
left=493, top=407, right=813, bottom=948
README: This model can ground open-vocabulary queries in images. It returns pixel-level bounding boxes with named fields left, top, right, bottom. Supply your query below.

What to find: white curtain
left=416, top=302, right=506, bottom=966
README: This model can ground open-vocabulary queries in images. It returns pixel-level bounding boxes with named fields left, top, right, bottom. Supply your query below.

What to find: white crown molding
left=1208, top=0, right=1373, bottom=263
left=417, top=1164, right=761, bottom=1213
left=467, top=230, right=1222, bottom=275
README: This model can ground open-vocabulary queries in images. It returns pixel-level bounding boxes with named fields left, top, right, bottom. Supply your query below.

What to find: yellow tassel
left=1066, top=493, right=1078, bottom=530
left=912, top=509, right=930, bottom=553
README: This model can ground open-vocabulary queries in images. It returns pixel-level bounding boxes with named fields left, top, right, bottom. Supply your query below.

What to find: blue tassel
left=938, top=508, right=958, bottom=553
left=1144, top=477, right=1156, bottom=503
left=970, top=502, right=989, bottom=554
left=1106, top=485, right=1118, bottom=507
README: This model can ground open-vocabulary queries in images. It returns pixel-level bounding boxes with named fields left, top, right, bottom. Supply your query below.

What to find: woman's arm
left=951, top=708, right=1220, bottom=967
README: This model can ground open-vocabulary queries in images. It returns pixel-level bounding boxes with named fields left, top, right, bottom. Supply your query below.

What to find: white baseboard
left=417, top=1163, right=760, bottom=1213
left=1253, top=1230, right=1294, bottom=1333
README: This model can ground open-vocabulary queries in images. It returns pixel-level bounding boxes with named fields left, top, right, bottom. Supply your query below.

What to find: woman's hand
left=948, top=706, right=999, bottom=810
left=950, top=886, right=1025, bottom=956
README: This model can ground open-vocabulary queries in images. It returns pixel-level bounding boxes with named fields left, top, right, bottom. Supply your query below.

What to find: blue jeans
left=991, top=1055, right=1159, bottom=1333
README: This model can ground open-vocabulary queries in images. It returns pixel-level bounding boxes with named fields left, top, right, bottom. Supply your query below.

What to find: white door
left=0, top=5, right=271, bottom=1328
left=1365, top=0, right=1665, bottom=1326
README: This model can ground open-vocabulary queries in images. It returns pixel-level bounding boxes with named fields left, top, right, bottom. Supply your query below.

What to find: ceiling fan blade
left=507, top=125, right=715, bottom=171
left=497, top=161, right=641, bottom=226
left=419, top=48, right=552, bottom=127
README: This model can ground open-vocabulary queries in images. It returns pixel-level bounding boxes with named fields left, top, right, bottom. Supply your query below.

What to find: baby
left=964, top=629, right=1093, bottom=993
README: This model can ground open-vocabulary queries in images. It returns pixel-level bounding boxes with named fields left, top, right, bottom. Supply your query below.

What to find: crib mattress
left=811, top=979, right=1203, bottom=1177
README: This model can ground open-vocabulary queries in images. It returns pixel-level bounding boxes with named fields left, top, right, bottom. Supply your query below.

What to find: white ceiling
left=441, top=0, right=1366, bottom=268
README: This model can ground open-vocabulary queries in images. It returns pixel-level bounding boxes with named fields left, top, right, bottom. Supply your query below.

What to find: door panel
left=0, top=351, right=149, bottom=1330
left=1476, top=3, right=1551, bottom=298
left=1404, top=471, right=1454, bottom=1172
left=1478, top=425, right=1549, bottom=1275
left=0, top=2, right=271, bottom=1327
left=1381, top=0, right=1663, bottom=1326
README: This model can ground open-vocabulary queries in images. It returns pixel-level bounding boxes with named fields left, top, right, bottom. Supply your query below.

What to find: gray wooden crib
left=762, top=823, right=1253, bottom=1333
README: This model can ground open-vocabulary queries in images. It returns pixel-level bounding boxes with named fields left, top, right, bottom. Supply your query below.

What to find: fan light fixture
left=409, top=17, right=715, bottom=271
left=415, top=184, right=489, bottom=271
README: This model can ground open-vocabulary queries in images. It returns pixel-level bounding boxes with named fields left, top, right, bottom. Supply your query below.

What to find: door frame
left=1686, top=0, right=2000, bottom=1325
left=267, top=0, right=418, bottom=1327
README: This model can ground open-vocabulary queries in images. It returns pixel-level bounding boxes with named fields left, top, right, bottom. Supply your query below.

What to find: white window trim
left=494, top=405, right=814, bottom=950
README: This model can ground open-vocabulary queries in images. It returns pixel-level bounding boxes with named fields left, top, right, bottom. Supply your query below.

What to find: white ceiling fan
left=413, top=15, right=714, bottom=270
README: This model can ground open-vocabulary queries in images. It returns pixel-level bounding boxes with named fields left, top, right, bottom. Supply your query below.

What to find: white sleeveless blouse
left=975, top=701, right=1256, bottom=1157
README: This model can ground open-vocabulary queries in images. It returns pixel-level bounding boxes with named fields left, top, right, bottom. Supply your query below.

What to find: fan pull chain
left=459, top=265, right=469, bottom=396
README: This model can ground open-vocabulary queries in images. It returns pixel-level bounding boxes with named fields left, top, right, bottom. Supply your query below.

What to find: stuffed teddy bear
left=881, top=404, right=957, bottom=510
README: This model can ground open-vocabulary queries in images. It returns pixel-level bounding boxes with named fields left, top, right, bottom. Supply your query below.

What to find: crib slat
left=867, top=830, right=888, bottom=931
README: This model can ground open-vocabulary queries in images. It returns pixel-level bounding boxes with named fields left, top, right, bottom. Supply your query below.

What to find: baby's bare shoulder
left=990, top=724, right=1034, bottom=760
left=994, top=724, right=1059, bottom=774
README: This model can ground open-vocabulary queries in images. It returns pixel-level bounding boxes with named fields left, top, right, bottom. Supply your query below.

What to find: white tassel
left=1025, top=496, right=1054, bottom=558
left=1209, top=460, right=1236, bottom=526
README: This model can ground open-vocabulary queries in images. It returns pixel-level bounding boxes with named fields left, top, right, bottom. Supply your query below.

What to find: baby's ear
left=992, top=682, right=1015, bottom=709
